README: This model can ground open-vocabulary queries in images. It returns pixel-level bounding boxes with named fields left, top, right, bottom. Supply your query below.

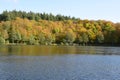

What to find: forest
left=0, top=10, right=120, bottom=45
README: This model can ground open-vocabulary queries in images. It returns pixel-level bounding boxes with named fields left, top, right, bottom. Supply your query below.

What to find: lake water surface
left=0, top=46, right=120, bottom=80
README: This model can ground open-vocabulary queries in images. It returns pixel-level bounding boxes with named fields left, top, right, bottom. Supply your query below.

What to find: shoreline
left=1, top=43, right=120, bottom=47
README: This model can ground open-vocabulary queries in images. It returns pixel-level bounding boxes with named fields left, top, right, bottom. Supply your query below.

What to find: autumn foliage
left=0, top=11, right=120, bottom=45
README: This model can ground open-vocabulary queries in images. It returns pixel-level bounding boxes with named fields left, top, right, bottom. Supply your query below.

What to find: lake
left=0, top=45, right=120, bottom=80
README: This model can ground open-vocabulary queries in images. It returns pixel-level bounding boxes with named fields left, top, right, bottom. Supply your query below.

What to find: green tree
left=96, top=31, right=104, bottom=43
left=63, top=29, right=76, bottom=44
left=77, top=32, right=89, bottom=45
left=28, top=35, right=36, bottom=45
left=38, top=32, right=46, bottom=45
left=0, top=37, right=5, bottom=45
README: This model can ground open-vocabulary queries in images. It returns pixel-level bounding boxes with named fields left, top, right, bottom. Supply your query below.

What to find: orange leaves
left=80, top=27, right=87, bottom=32
left=0, top=17, right=120, bottom=45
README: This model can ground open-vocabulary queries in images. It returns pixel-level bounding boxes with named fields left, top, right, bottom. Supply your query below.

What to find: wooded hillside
left=0, top=10, right=120, bottom=45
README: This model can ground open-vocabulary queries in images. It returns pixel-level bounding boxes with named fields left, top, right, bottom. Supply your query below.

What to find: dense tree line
left=0, top=10, right=120, bottom=46
left=0, top=10, right=77, bottom=21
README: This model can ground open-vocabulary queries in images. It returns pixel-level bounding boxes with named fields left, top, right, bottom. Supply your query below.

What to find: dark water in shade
left=0, top=45, right=120, bottom=80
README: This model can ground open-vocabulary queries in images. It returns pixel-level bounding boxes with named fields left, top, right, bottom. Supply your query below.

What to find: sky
left=0, top=0, right=120, bottom=22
